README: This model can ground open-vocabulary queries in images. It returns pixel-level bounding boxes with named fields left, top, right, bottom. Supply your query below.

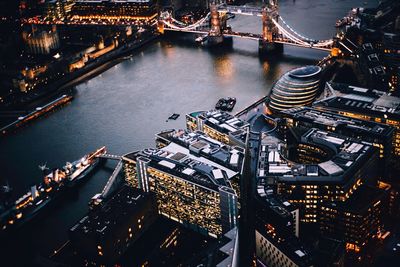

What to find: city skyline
left=0, top=0, right=399, bottom=266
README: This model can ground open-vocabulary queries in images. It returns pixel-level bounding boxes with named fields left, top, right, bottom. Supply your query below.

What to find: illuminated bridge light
left=268, top=65, right=322, bottom=113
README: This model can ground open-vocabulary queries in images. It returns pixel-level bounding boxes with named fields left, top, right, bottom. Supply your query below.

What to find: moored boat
left=0, top=147, right=106, bottom=236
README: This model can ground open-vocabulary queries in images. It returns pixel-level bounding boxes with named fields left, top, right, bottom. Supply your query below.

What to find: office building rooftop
left=156, top=129, right=245, bottom=172
left=314, top=82, right=400, bottom=118
left=123, top=142, right=239, bottom=192
left=187, top=110, right=249, bottom=144
left=257, top=128, right=376, bottom=184
left=70, top=186, right=149, bottom=238
left=281, top=106, right=394, bottom=138
left=256, top=182, right=298, bottom=224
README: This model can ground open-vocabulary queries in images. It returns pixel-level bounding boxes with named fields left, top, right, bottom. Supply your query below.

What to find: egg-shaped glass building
left=268, top=65, right=321, bottom=113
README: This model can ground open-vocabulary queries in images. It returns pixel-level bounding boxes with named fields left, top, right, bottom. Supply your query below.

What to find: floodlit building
left=267, top=66, right=322, bottom=113
left=319, top=185, right=388, bottom=253
left=314, top=82, right=400, bottom=157
left=122, top=142, right=239, bottom=238
left=186, top=110, right=249, bottom=147
left=22, top=25, right=60, bottom=55
left=257, top=128, right=379, bottom=223
left=70, top=0, right=158, bottom=23
left=279, top=106, right=394, bottom=179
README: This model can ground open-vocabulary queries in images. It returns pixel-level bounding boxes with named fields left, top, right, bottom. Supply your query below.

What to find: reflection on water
left=263, top=61, right=270, bottom=74
left=214, top=54, right=235, bottom=80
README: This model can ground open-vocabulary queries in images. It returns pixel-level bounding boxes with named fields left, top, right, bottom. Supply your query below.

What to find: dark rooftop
left=256, top=128, right=376, bottom=184
left=314, top=82, right=400, bottom=118
left=289, top=65, right=322, bottom=79
left=281, top=106, right=394, bottom=138
left=123, top=143, right=239, bottom=192
left=69, top=186, right=149, bottom=237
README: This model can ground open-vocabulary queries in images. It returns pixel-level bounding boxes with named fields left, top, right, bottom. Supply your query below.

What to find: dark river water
left=0, top=0, right=378, bottom=262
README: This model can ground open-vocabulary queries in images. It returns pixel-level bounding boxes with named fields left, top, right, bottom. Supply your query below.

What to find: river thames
left=0, top=0, right=377, bottom=264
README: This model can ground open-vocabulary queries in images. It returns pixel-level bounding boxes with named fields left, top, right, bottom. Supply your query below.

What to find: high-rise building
left=122, top=142, right=239, bottom=238
left=319, top=185, right=388, bottom=253
left=70, top=0, right=158, bottom=23
left=155, top=129, right=245, bottom=199
left=186, top=110, right=249, bottom=147
left=314, top=82, right=400, bottom=158
left=279, top=106, right=394, bottom=179
left=256, top=128, right=379, bottom=223
left=255, top=183, right=312, bottom=267
left=69, top=186, right=158, bottom=262
left=382, top=33, right=400, bottom=93
left=257, top=183, right=300, bottom=238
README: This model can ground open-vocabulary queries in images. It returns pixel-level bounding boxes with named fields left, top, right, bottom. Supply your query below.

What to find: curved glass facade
left=268, top=66, right=321, bottom=112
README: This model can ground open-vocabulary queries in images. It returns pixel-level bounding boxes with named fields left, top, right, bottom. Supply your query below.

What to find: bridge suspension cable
left=270, top=18, right=310, bottom=46
left=159, top=8, right=333, bottom=50
left=275, top=15, right=334, bottom=47
left=161, top=13, right=210, bottom=31
left=271, top=17, right=333, bottom=48
left=170, top=17, right=187, bottom=26
left=278, top=16, right=314, bottom=42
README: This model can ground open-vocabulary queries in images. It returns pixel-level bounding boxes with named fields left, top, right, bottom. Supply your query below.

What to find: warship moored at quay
left=0, top=147, right=107, bottom=237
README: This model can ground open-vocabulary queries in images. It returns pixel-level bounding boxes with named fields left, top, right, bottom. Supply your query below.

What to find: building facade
left=257, top=128, right=379, bottom=223
left=69, top=186, right=158, bottom=263
left=279, top=106, right=394, bottom=179
left=319, top=185, right=388, bottom=253
left=314, top=82, right=400, bottom=157
left=186, top=110, right=249, bottom=147
left=70, top=0, right=158, bottom=23
left=122, top=143, right=239, bottom=238
left=42, top=0, right=75, bottom=21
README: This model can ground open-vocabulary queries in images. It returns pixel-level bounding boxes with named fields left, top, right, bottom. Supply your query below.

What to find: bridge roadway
left=163, top=28, right=331, bottom=51
left=218, top=5, right=265, bottom=16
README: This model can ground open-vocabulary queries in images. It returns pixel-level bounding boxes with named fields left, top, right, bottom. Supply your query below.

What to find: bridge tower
left=157, top=20, right=164, bottom=34
left=158, top=11, right=172, bottom=34
left=259, top=0, right=283, bottom=56
left=208, top=1, right=224, bottom=45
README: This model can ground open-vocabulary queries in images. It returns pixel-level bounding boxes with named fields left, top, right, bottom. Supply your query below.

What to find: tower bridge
left=158, top=0, right=337, bottom=55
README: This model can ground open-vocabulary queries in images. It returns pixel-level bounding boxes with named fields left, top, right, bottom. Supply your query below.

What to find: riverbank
left=0, top=31, right=159, bottom=128
left=0, top=30, right=159, bottom=111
